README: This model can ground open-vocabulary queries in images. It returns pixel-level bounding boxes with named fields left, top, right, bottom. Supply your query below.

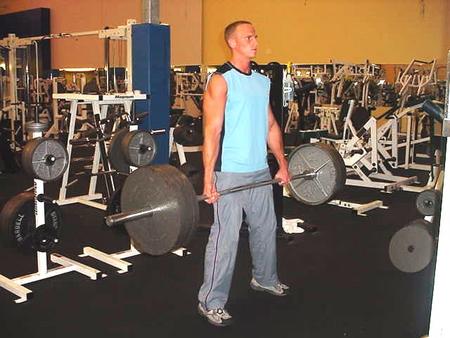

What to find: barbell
left=104, top=143, right=346, bottom=256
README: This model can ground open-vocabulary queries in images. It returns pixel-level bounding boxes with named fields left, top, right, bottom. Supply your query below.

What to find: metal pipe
left=33, top=41, right=40, bottom=123
left=104, top=34, right=110, bottom=93
left=8, top=41, right=17, bottom=147
left=24, top=46, right=32, bottom=121
left=34, top=41, right=39, bottom=104
left=142, top=0, right=160, bottom=23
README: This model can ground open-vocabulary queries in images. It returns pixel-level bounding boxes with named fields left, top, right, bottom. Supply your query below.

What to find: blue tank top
left=213, top=62, right=271, bottom=173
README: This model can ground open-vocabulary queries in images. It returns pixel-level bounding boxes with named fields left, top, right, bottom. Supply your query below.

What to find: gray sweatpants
left=198, top=167, right=279, bottom=310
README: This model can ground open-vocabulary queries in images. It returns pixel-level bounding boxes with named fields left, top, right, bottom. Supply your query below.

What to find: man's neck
left=229, top=57, right=251, bottom=74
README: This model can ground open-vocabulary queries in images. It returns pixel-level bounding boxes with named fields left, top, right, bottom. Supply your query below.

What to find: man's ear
left=227, top=37, right=236, bottom=49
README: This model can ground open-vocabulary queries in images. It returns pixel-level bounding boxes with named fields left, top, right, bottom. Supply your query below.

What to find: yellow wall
left=447, top=0, right=450, bottom=62
left=1, top=0, right=448, bottom=68
left=203, top=0, right=449, bottom=65
left=160, top=0, right=202, bottom=65
left=0, top=0, right=202, bottom=67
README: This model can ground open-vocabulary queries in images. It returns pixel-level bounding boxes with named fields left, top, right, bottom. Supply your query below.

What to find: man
left=197, top=20, right=290, bottom=327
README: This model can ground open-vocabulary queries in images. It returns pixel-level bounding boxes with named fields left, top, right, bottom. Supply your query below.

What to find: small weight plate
left=416, top=189, right=442, bottom=216
left=287, top=143, right=346, bottom=205
left=121, top=130, right=157, bottom=167
left=21, top=138, right=69, bottom=181
left=108, top=127, right=130, bottom=173
left=389, top=219, right=435, bottom=273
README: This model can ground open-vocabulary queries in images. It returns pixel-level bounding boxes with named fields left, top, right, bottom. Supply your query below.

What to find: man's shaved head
left=224, top=20, right=252, bottom=46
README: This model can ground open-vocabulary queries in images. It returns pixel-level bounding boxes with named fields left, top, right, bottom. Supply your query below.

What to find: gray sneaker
left=198, top=303, right=233, bottom=327
left=250, top=278, right=290, bottom=296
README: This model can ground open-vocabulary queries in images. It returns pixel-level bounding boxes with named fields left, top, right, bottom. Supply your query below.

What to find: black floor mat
left=0, top=165, right=436, bottom=338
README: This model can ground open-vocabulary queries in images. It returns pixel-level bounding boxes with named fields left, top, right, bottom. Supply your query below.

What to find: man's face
left=228, top=24, right=258, bottom=59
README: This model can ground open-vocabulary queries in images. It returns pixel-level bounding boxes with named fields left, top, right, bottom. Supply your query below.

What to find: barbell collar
left=105, top=204, right=168, bottom=227
left=105, top=207, right=155, bottom=227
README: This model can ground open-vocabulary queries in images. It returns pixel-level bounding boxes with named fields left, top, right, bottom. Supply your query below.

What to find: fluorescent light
left=59, top=68, right=97, bottom=72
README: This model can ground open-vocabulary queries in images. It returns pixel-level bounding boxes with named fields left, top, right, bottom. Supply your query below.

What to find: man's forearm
left=268, top=123, right=288, bottom=169
left=203, top=132, right=221, bottom=182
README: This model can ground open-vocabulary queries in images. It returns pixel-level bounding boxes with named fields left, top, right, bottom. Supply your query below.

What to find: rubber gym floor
left=0, top=158, right=436, bottom=338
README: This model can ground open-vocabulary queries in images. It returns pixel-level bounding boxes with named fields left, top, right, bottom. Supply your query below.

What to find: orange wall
left=160, top=0, right=202, bottom=65
left=0, top=0, right=141, bottom=68
left=447, top=0, right=450, bottom=63
left=1, top=1, right=448, bottom=68
left=0, top=0, right=202, bottom=67
left=203, top=0, right=449, bottom=66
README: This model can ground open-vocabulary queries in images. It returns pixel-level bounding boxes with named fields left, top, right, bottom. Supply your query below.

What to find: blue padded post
left=132, top=23, right=171, bottom=164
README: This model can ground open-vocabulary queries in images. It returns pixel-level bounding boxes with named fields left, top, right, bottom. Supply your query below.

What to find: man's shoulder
left=215, top=63, right=233, bottom=75
left=251, top=70, right=270, bottom=83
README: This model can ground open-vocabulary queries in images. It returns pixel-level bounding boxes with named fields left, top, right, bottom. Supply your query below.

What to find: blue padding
left=132, top=23, right=171, bottom=164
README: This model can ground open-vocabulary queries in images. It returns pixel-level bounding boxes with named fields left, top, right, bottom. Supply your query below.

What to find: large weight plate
left=108, top=127, right=130, bottom=173
left=121, top=130, right=156, bottom=167
left=0, top=192, right=62, bottom=252
left=287, top=143, right=346, bottom=205
left=389, top=219, right=435, bottom=273
left=416, top=189, right=441, bottom=216
left=21, top=138, right=68, bottom=181
left=121, top=164, right=199, bottom=255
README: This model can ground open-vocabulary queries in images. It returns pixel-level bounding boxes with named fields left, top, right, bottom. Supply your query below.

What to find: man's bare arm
left=267, top=105, right=290, bottom=184
left=202, top=74, right=227, bottom=203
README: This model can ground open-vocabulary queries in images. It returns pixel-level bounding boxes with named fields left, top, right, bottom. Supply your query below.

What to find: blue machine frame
left=132, top=23, right=171, bottom=164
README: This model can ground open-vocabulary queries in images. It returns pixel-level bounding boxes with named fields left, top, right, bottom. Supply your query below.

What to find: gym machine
left=0, top=21, right=171, bottom=303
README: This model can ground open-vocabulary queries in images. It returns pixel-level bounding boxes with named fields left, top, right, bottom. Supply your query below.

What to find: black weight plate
left=0, top=192, right=62, bottom=252
left=389, top=219, right=435, bottom=273
left=106, top=187, right=122, bottom=216
left=21, top=138, right=69, bottom=181
left=173, top=126, right=203, bottom=146
left=176, top=114, right=194, bottom=127
left=179, top=162, right=204, bottom=195
left=287, top=143, right=346, bottom=205
left=121, top=130, right=157, bottom=167
left=108, top=127, right=130, bottom=173
left=105, top=187, right=126, bottom=233
left=121, top=164, right=199, bottom=256
left=416, top=189, right=442, bottom=216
